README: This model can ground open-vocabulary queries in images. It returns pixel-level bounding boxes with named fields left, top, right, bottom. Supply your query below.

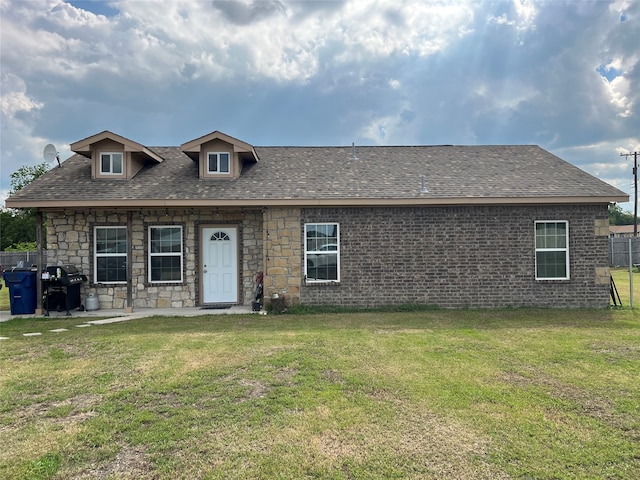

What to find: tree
left=0, top=208, right=38, bottom=250
left=5, top=241, right=37, bottom=252
left=609, top=204, right=636, bottom=225
left=9, top=162, right=50, bottom=195
left=1, top=162, right=50, bottom=250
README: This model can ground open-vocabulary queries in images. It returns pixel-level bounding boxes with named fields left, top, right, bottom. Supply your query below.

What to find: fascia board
left=6, top=195, right=628, bottom=210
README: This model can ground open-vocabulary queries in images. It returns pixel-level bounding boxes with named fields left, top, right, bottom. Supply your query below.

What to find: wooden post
left=125, top=210, right=134, bottom=313
left=35, top=209, right=44, bottom=315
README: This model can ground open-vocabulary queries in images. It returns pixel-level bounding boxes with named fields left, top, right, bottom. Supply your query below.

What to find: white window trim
left=535, top=220, right=570, bottom=280
left=207, top=152, right=231, bottom=174
left=304, top=222, right=340, bottom=283
left=94, top=226, right=127, bottom=284
left=100, top=152, right=124, bottom=175
left=148, top=225, right=184, bottom=284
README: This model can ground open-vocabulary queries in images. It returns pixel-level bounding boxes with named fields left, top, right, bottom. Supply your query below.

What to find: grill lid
left=46, top=265, right=82, bottom=276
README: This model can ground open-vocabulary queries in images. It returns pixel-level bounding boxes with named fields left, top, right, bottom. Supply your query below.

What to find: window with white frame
left=94, top=226, right=127, bottom=283
left=305, top=223, right=339, bottom=282
left=149, top=226, right=183, bottom=283
left=100, top=152, right=123, bottom=175
left=535, top=221, right=569, bottom=280
left=207, top=152, right=230, bottom=174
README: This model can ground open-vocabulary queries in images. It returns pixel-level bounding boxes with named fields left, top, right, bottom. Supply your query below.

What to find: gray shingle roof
left=6, top=145, right=628, bottom=208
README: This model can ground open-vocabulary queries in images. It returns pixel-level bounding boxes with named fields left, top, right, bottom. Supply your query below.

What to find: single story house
left=5, top=130, right=628, bottom=312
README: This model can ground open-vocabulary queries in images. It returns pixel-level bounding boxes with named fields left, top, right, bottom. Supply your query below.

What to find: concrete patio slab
left=1, top=305, right=257, bottom=323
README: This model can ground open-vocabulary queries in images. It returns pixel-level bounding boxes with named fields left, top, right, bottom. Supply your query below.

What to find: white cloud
left=99, top=0, right=475, bottom=84
left=1, top=74, right=44, bottom=116
left=512, top=0, right=537, bottom=32
left=1, top=0, right=639, bottom=213
left=0, top=72, right=48, bottom=180
left=487, top=0, right=537, bottom=43
left=605, top=74, right=633, bottom=118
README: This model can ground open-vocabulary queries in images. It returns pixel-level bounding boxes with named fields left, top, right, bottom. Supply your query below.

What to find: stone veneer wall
left=241, top=210, right=264, bottom=305
left=262, top=207, right=302, bottom=306
left=46, top=208, right=263, bottom=310
left=300, top=204, right=612, bottom=308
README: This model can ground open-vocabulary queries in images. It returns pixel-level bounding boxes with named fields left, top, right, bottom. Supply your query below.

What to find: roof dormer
left=70, top=131, right=163, bottom=180
left=180, top=131, right=258, bottom=180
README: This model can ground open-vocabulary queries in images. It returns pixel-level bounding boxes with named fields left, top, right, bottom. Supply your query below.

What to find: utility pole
left=621, top=152, right=639, bottom=237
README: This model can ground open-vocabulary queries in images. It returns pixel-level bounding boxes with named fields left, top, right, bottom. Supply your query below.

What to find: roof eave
left=70, top=131, right=163, bottom=163
left=180, top=131, right=259, bottom=163
left=5, top=195, right=628, bottom=210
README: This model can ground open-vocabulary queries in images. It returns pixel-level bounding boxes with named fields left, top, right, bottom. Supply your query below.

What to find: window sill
left=304, top=280, right=341, bottom=287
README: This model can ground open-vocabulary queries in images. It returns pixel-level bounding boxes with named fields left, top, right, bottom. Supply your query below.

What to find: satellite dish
left=43, top=143, right=61, bottom=168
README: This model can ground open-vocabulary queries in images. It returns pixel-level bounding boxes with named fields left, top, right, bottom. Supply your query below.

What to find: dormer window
left=70, top=131, right=164, bottom=181
left=100, top=152, right=123, bottom=175
left=208, top=152, right=230, bottom=174
left=181, top=131, right=259, bottom=180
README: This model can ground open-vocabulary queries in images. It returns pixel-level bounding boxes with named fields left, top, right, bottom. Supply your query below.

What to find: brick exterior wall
left=300, top=205, right=612, bottom=308
left=45, top=208, right=263, bottom=309
left=43, top=203, right=611, bottom=311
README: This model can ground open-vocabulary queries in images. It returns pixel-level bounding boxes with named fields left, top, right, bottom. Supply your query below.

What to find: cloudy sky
left=1, top=0, right=639, bottom=210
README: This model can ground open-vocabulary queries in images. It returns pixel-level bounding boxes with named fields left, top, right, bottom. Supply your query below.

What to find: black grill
left=43, top=265, right=88, bottom=315
left=45, top=265, right=86, bottom=285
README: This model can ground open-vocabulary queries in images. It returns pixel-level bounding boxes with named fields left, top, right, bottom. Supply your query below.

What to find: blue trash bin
left=3, top=269, right=37, bottom=315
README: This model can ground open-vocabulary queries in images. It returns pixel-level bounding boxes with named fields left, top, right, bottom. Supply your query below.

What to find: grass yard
left=0, top=280, right=9, bottom=311
left=1, top=307, right=639, bottom=479
left=611, top=266, right=640, bottom=307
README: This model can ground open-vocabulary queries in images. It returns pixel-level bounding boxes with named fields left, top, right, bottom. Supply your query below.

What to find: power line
left=620, top=151, right=639, bottom=237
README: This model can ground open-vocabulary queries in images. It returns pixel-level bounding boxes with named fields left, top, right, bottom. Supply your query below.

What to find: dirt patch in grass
left=394, top=409, right=509, bottom=479
left=591, top=342, right=640, bottom=362
left=9, top=393, right=102, bottom=426
left=275, top=366, right=298, bottom=384
left=71, top=445, right=155, bottom=480
left=0, top=395, right=102, bottom=470
left=375, top=328, right=435, bottom=335
left=322, top=368, right=343, bottom=383
left=310, top=400, right=510, bottom=479
left=237, top=378, right=270, bottom=400
left=500, top=371, right=638, bottom=436
left=221, top=365, right=299, bottom=402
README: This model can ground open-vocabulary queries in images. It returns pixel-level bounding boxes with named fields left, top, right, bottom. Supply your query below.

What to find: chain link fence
left=0, top=251, right=40, bottom=270
left=609, top=238, right=640, bottom=267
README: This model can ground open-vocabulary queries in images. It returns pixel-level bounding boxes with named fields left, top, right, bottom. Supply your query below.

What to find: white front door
left=202, top=227, right=238, bottom=304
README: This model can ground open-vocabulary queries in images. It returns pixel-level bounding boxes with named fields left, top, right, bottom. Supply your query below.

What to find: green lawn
left=0, top=280, right=8, bottom=311
left=1, top=307, right=638, bottom=479
left=610, top=267, right=640, bottom=307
